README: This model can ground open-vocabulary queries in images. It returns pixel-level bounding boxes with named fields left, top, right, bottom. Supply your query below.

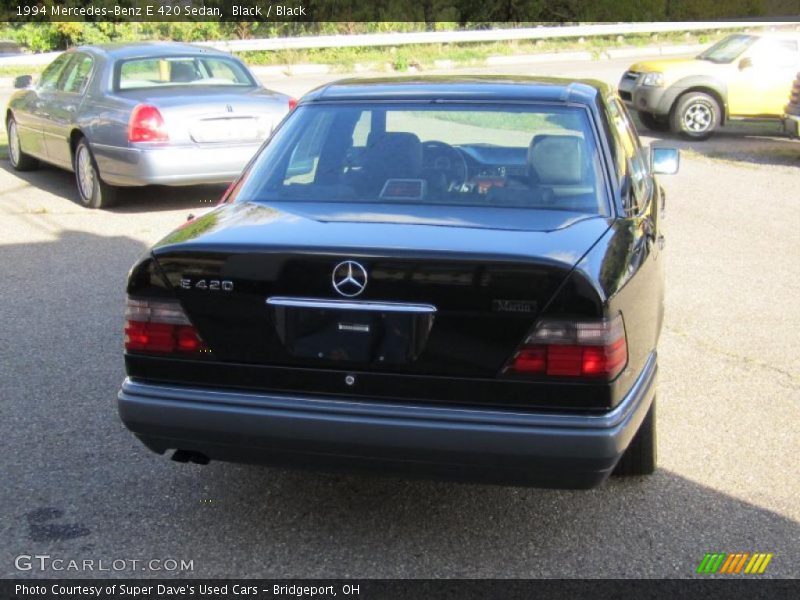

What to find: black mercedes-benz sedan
left=118, top=76, right=679, bottom=489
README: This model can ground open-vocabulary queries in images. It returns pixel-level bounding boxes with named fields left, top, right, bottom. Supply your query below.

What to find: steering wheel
left=422, top=141, right=468, bottom=190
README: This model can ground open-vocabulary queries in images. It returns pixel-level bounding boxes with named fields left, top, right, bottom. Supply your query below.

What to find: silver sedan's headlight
left=641, top=72, right=665, bottom=87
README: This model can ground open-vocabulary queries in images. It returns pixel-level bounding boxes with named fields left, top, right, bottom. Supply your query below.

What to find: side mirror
left=13, top=74, right=33, bottom=89
left=651, top=147, right=679, bottom=175
left=738, top=56, right=754, bottom=70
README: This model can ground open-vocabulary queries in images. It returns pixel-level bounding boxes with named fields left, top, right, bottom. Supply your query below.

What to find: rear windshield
left=116, top=56, right=254, bottom=90
left=236, top=102, right=609, bottom=216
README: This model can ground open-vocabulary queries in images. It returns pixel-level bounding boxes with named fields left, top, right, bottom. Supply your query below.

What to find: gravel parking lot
left=1, top=57, right=798, bottom=579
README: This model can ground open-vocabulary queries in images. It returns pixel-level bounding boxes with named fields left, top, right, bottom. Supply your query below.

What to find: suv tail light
left=124, top=297, right=209, bottom=355
left=128, top=104, right=168, bottom=143
left=505, top=314, right=627, bottom=379
left=288, top=98, right=298, bottom=111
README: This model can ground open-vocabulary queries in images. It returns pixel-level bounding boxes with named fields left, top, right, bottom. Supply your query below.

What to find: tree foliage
left=0, top=0, right=772, bottom=52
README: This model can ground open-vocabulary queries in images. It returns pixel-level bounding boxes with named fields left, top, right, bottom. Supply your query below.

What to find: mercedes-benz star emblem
left=332, top=261, right=368, bottom=297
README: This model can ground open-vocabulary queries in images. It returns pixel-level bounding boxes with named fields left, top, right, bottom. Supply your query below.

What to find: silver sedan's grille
left=622, top=70, right=641, bottom=82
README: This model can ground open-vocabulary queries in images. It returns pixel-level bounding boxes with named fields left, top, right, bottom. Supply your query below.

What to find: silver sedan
left=6, top=42, right=293, bottom=208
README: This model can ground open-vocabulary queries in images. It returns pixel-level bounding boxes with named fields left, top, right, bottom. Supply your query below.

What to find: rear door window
left=751, top=39, right=799, bottom=69
left=607, top=98, right=650, bottom=213
left=60, top=53, right=94, bottom=94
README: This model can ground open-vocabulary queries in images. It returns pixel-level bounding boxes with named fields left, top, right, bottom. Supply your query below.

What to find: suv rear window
left=117, top=56, right=254, bottom=90
left=237, top=102, right=609, bottom=216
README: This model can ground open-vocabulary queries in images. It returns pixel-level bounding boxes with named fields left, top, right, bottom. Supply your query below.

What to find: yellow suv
left=618, top=33, right=800, bottom=139
left=785, top=71, right=800, bottom=138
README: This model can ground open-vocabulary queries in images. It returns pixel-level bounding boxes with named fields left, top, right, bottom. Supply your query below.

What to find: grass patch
left=0, top=64, right=44, bottom=78
left=236, top=31, right=731, bottom=71
left=0, top=30, right=734, bottom=78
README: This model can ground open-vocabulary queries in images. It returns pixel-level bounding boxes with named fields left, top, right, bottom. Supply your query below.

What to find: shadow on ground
left=1, top=187, right=797, bottom=581
left=0, top=158, right=228, bottom=213
left=633, top=114, right=799, bottom=168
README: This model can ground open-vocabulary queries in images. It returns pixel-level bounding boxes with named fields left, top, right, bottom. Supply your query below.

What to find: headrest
left=528, top=134, right=585, bottom=185
left=170, top=62, right=196, bottom=83
left=366, top=132, right=423, bottom=178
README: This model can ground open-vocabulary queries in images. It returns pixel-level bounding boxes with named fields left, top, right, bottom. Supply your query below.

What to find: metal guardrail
left=0, top=21, right=795, bottom=66
left=200, top=21, right=789, bottom=53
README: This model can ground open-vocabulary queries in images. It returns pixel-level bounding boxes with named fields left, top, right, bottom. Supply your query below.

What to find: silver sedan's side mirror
left=651, top=147, right=679, bottom=175
left=13, top=75, right=33, bottom=89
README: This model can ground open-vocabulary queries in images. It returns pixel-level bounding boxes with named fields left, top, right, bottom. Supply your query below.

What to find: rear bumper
left=92, top=141, right=262, bottom=187
left=118, top=353, right=657, bottom=489
left=783, top=114, right=800, bottom=139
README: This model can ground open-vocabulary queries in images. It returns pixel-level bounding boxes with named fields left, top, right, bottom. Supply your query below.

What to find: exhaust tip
left=171, top=450, right=210, bottom=465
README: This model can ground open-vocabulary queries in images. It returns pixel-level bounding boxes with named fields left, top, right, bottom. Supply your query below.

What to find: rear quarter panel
left=564, top=216, right=664, bottom=406
left=79, top=54, right=137, bottom=149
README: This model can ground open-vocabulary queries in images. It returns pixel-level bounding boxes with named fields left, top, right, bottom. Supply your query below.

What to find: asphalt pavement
left=0, top=55, right=798, bottom=579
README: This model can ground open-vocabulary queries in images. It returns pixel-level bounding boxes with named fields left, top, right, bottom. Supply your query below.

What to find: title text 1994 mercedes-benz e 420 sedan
left=6, top=42, right=293, bottom=208
left=118, top=76, right=679, bottom=489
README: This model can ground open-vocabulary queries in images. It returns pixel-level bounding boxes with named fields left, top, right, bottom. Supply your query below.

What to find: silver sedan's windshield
left=237, top=103, right=610, bottom=216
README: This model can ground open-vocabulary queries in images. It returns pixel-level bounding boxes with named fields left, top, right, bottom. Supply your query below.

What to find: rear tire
left=637, top=112, right=670, bottom=132
left=670, top=92, right=721, bottom=140
left=7, top=116, right=39, bottom=171
left=614, top=399, right=657, bottom=476
left=74, top=138, right=118, bottom=209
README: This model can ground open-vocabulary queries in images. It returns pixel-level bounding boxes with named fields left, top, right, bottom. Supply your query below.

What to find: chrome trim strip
left=266, top=296, right=437, bottom=314
left=90, top=141, right=139, bottom=153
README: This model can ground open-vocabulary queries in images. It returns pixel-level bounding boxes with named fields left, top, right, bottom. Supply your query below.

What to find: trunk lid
left=118, top=87, right=291, bottom=145
left=149, top=202, right=610, bottom=380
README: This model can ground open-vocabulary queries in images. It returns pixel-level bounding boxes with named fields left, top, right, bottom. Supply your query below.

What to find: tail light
left=128, top=104, right=168, bottom=143
left=288, top=98, right=298, bottom=111
left=505, top=314, right=627, bottom=380
left=124, top=297, right=209, bottom=355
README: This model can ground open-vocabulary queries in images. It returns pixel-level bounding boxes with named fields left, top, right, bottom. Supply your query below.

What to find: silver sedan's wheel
left=76, top=145, right=95, bottom=201
left=670, top=92, right=720, bottom=141
left=6, top=117, right=39, bottom=171
left=73, top=138, right=118, bottom=209
left=9, top=120, right=20, bottom=165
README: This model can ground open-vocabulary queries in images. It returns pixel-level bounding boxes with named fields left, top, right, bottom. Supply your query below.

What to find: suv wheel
left=637, top=112, right=670, bottom=132
left=614, top=399, right=657, bottom=477
left=670, top=92, right=721, bottom=140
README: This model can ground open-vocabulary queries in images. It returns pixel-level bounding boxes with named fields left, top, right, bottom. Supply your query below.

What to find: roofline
left=70, top=42, right=232, bottom=59
left=301, top=76, right=609, bottom=106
